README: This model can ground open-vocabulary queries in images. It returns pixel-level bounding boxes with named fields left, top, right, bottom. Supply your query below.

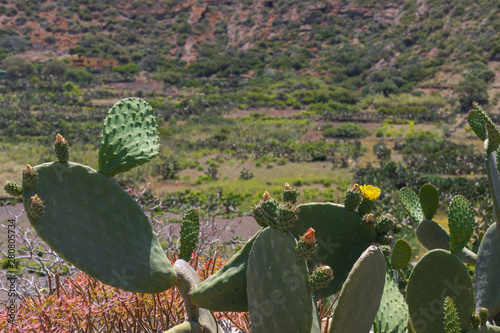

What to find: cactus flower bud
left=27, top=194, right=45, bottom=220
left=54, top=134, right=70, bottom=162
left=262, top=191, right=272, bottom=201
left=22, top=164, right=38, bottom=189
left=282, top=183, right=299, bottom=204
left=301, top=228, right=315, bottom=246
left=479, top=308, right=489, bottom=325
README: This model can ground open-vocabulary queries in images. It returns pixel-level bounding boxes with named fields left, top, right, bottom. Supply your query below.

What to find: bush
left=322, top=123, right=370, bottom=139
left=113, top=63, right=140, bottom=74
left=373, top=142, right=391, bottom=160
left=1, top=56, right=34, bottom=78
left=65, top=67, right=93, bottom=84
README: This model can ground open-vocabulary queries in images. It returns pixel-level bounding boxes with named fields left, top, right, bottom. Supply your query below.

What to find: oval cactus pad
left=22, top=162, right=176, bottom=293
left=98, top=98, right=160, bottom=177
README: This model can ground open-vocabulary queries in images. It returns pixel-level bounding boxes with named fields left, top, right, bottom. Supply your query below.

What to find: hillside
left=0, top=0, right=498, bottom=106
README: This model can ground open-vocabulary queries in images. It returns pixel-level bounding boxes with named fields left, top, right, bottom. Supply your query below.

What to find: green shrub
left=322, top=123, right=370, bottom=139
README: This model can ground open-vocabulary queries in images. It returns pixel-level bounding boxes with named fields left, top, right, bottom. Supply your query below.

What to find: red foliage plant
left=0, top=256, right=251, bottom=332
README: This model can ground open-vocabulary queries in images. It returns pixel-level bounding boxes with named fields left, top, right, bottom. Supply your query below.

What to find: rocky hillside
left=0, top=0, right=499, bottom=112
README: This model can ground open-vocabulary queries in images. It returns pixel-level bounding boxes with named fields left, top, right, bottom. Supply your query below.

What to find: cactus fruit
left=472, top=315, right=481, bottom=328
left=26, top=194, right=45, bottom=220
left=358, top=184, right=381, bottom=215
left=53, top=134, right=70, bottom=162
left=329, top=246, right=386, bottom=333
left=361, top=213, right=376, bottom=232
left=406, top=249, right=474, bottom=333
left=247, top=227, right=321, bottom=333
left=373, top=265, right=409, bottom=333
left=475, top=223, right=500, bottom=321
left=391, top=239, right=412, bottom=270
left=479, top=308, right=489, bottom=325
left=179, top=208, right=200, bottom=262
left=190, top=229, right=263, bottom=312
left=393, top=223, right=403, bottom=234
left=443, top=297, right=461, bottom=333
left=377, top=233, right=394, bottom=246
left=296, top=228, right=317, bottom=261
left=22, top=164, right=38, bottom=189
left=4, top=180, right=22, bottom=196
left=399, top=187, right=423, bottom=223
left=376, top=213, right=396, bottom=234
left=282, top=182, right=299, bottom=204
left=276, top=203, right=298, bottom=231
left=289, top=202, right=379, bottom=298
left=98, top=98, right=160, bottom=177
left=448, top=195, right=475, bottom=254
left=419, top=184, right=439, bottom=220
left=344, top=184, right=362, bottom=211
left=379, top=245, right=392, bottom=258
left=252, top=192, right=278, bottom=228
left=308, top=265, right=334, bottom=291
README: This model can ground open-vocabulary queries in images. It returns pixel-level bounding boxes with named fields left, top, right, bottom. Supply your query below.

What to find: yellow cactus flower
left=359, top=185, right=381, bottom=201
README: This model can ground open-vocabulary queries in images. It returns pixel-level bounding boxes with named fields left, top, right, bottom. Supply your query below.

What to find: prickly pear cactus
left=98, top=98, right=160, bottom=177
left=406, top=249, right=474, bottom=333
left=14, top=98, right=176, bottom=293
left=247, top=227, right=321, bottom=333
left=179, top=208, right=200, bottom=262
left=448, top=195, right=475, bottom=254
left=391, top=239, right=412, bottom=270
left=4, top=180, right=22, bottom=196
left=399, top=187, right=423, bottom=223
left=21, top=161, right=176, bottom=293
left=475, top=223, right=500, bottom=320
left=289, top=202, right=379, bottom=298
left=329, top=245, right=386, bottom=333
left=419, top=184, right=439, bottom=220
left=164, top=260, right=220, bottom=333
left=344, top=184, right=362, bottom=211
left=373, top=264, right=409, bottom=333
left=190, top=229, right=263, bottom=312
left=443, top=297, right=461, bottom=333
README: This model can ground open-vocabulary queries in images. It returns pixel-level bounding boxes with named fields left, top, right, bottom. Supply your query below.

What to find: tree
left=1, top=56, right=34, bottom=78
left=455, top=76, right=488, bottom=113
left=42, top=60, right=68, bottom=77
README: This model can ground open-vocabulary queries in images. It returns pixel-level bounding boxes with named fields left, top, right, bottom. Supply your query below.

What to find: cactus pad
left=406, top=249, right=474, bottom=333
left=179, top=208, right=200, bottom=262
left=475, top=223, right=500, bottom=320
left=419, top=184, right=439, bottom=220
left=373, top=265, right=409, bottom=333
left=468, top=109, right=487, bottom=141
left=170, top=260, right=220, bottom=333
left=448, top=195, right=475, bottom=254
left=416, top=219, right=476, bottom=265
left=98, top=98, right=160, bottom=177
left=21, top=161, right=176, bottom=293
left=4, top=180, right=22, bottom=196
left=467, top=326, right=500, bottom=332
left=391, top=239, right=412, bottom=270
left=443, top=297, right=461, bottom=333
left=247, top=227, right=320, bottom=333
left=330, top=245, right=386, bottom=333
left=399, top=187, right=423, bottom=223
left=190, top=229, right=262, bottom=312
left=289, top=202, right=378, bottom=298
left=474, top=103, right=500, bottom=154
